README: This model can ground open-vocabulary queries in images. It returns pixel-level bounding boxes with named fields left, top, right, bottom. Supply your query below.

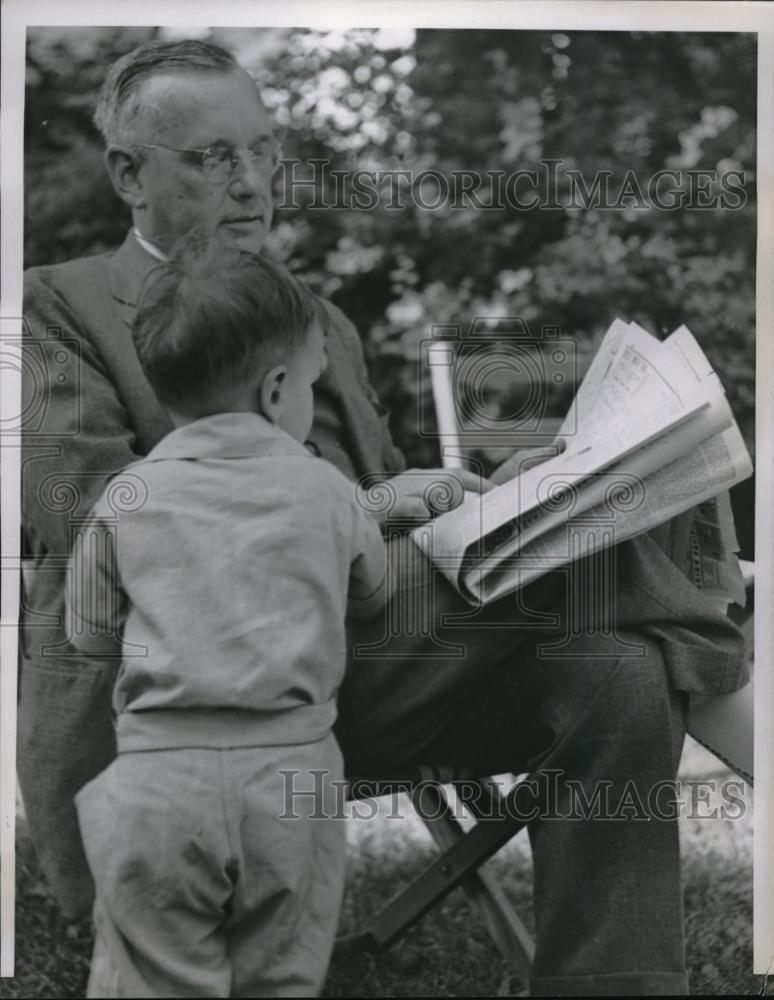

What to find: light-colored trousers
left=75, top=735, right=346, bottom=998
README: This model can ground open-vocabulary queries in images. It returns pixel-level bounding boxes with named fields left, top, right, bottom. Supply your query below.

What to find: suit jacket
left=18, top=232, right=404, bottom=916
left=18, top=232, right=747, bottom=919
left=21, top=232, right=405, bottom=659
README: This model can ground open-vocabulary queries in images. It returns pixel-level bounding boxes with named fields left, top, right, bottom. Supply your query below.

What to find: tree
left=24, top=26, right=757, bottom=552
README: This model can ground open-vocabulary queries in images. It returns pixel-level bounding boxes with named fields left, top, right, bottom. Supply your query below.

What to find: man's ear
left=258, top=365, right=287, bottom=424
left=104, top=145, right=146, bottom=210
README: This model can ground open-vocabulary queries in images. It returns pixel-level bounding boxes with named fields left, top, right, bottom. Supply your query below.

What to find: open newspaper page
left=469, top=424, right=751, bottom=604
left=412, top=320, right=753, bottom=605
left=661, top=324, right=748, bottom=610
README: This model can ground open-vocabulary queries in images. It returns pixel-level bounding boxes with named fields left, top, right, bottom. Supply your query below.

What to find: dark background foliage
left=24, top=26, right=757, bottom=554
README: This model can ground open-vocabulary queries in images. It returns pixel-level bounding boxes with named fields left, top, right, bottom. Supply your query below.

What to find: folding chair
left=334, top=341, right=541, bottom=986
left=335, top=768, right=535, bottom=987
left=334, top=337, right=754, bottom=985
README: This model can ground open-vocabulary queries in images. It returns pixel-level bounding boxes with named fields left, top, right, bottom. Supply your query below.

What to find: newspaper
left=411, top=320, right=753, bottom=605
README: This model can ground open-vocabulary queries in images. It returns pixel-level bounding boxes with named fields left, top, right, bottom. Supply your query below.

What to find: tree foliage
left=24, top=26, right=757, bottom=551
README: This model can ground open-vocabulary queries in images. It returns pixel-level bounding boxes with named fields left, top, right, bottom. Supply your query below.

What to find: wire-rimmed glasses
left=133, top=135, right=284, bottom=184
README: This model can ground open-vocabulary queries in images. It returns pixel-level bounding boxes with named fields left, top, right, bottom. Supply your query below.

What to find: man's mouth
left=222, top=215, right=264, bottom=226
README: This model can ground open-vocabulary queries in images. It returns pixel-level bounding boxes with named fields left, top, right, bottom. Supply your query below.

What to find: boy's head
left=133, top=247, right=328, bottom=442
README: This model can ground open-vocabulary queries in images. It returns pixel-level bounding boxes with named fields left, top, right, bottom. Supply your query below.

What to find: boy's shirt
left=66, top=411, right=390, bottom=752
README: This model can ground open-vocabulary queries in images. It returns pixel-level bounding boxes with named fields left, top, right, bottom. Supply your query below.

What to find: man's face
left=132, top=69, right=275, bottom=253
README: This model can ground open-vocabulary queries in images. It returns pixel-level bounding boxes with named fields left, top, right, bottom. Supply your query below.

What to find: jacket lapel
left=108, top=231, right=166, bottom=327
left=101, top=233, right=174, bottom=450
left=318, top=326, right=387, bottom=477
left=105, top=233, right=389, bottom=475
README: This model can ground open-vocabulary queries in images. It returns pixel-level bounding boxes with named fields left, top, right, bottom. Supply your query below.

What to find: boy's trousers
left=75, top=734, right=346, bottom=998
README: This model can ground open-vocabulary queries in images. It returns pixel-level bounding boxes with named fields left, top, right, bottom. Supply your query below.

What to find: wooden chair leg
left=335, top=780, right=532, bottom=986
left=415, top=782, right=534, bottom=986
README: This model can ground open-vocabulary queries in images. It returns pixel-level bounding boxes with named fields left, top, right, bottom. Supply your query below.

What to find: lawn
left=1, top=740, right=765, bottom=997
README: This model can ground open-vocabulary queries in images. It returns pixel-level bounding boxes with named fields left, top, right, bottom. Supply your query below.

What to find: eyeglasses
left=133, top=137, right=283, bottom=184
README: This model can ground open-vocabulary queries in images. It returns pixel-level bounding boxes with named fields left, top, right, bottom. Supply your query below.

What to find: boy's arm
left=65, top=513, right=126, bottom=657
left=347, top=502, right=393, bottom=620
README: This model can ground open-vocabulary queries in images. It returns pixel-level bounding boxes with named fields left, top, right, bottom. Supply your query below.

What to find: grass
left=1, top=740, right=767, bottom=997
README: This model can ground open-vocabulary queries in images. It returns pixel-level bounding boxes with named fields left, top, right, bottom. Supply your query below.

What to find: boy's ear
left=104, top=145, right=147, bottom=209
left=258, top=365, right=287, bottom=424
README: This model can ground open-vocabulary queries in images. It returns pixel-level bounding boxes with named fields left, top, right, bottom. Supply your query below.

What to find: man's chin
left=218, top=218, right=268, bottom=253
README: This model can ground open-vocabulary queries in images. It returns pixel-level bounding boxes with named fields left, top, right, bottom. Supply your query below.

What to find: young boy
left=66, top=249, right=390, bottom=998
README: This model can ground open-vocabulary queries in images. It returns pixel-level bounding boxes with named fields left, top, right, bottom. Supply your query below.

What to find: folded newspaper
left=411, top=319, right=753, bottom=607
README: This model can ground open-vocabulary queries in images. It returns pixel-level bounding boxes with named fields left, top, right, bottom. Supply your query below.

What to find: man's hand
left=489, top=440, right=566, bottom=487
left=371, top=468, right=494, bottom=525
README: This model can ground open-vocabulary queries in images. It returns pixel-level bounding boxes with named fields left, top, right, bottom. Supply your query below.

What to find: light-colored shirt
left=67, top=412, right=389, bottom=752
left=132, top=227, right=167, bottom=261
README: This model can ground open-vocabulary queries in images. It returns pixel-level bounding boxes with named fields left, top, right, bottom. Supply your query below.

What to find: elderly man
left=20, top=38, right=746, bottom=997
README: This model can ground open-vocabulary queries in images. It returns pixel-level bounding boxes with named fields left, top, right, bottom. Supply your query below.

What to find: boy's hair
left=133, top=247, right=327, bottom=416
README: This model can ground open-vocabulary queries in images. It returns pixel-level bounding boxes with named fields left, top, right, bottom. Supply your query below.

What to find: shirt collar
left=141, top=412, right=312, bottom=463
left=133, top=227, right=168, bottom=262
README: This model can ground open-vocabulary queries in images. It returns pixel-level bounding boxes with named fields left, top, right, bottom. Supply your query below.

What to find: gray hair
left=93, top=39, right=239, bottom=146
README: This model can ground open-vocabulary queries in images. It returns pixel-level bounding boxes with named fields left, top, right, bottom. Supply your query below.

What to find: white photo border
left=2, top=0, right=773, bottom=980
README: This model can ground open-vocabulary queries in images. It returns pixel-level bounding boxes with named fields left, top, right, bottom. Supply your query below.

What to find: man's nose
left=228, top=152, right=269, bottom=198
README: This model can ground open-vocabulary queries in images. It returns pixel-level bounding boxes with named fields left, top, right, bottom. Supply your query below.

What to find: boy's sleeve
left=65, top=511, right=127, bottom=656
left=347, top=501, right=393, bottom=620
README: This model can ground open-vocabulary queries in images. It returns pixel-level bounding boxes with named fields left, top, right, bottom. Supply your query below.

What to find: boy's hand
left=370, top=468, right=493, bottom=525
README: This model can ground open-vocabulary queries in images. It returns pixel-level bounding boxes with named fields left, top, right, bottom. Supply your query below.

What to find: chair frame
left=336, top=776, right=534, bottom=987
left=334, top=340, right=754, bottom=986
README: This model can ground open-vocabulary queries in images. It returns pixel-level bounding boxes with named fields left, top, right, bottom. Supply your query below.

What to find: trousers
left=74, top=736, right=346, bottom=998
left=18, top=531, right=746, bottom=996
left=330, top=531, right=745, bottom=995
